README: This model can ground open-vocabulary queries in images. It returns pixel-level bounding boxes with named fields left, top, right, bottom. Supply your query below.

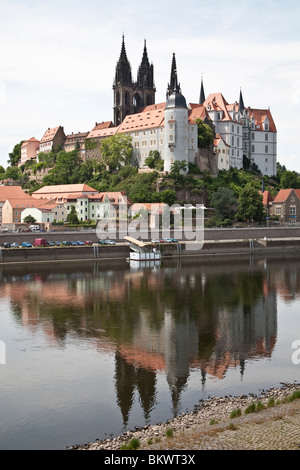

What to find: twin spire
left=116, top=35, right=245, bottom=113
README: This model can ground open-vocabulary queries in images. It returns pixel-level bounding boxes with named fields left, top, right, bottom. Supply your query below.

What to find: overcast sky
left=1, top=0, right=300, bottom=172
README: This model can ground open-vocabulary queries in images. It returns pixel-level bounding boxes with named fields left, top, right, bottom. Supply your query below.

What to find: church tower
left=113, top=35, right=134, bottom=127
left=164, top=59, right=189, bottom=173
left=134, top=40, right=156, bottom=110
left=113, top=36, right=156, bottom=126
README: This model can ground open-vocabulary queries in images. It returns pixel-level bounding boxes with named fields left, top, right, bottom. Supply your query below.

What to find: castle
left=21, top=36, right=277, bottom=177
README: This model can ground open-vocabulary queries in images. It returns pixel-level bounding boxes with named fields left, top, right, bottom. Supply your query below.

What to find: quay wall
left=1, top=237, right=300, bottom=264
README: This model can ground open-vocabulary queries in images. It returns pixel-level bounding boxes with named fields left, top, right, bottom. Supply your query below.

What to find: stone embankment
left=69, top=383, right=300, bottom=451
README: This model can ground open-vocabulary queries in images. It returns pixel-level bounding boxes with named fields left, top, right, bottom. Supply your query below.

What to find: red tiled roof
left=203, top=93, right=232, bottom=121
left=92, top=121, right=114, bottom=131
left=40, top=126, right=60, bottom=143
left=118, top=108, right=165, bottom=133
left=33, top=184, right=98, bottom=196
left=247, top=108, right=277, bottom=133
left=86, top=127, right=118, bottom=140
left=272, top=189, right=293, bottom=203
left=0, top=186, right=30, bottom=202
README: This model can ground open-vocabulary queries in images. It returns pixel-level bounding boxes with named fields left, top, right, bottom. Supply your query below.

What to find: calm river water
left=0, top=254, right=300, bottom=449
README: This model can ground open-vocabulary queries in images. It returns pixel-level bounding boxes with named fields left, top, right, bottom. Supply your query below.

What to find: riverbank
left=69, top=383, right=300, bottom=451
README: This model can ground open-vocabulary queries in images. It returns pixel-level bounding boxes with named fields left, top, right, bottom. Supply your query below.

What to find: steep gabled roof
left=247, top=108, right=277, bottom=133
left=40, top=126, right=61, bottom=143
left=272, top=189, right=293, bottom=203
left=203, top=93, right=232, bottom=121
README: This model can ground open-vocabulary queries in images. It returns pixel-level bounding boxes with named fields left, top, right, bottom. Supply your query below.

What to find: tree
left=43, top=149, right=82, bottom=185
left=67, top=205, right=79, bottom=225
left=210, top=187, right=237, bottom=221
left=195, top=119, right=214, bottom=148
left=237, top=183, right=264, bottom=222
left=8, top=141, right=24, bottom=166
left=23, top=215, right=37, bottom=224
left=145, top=151, right=164, bottom=170
left=100, top=134, right=133, bottom=171
left=280, top=170, right=298, bottom=189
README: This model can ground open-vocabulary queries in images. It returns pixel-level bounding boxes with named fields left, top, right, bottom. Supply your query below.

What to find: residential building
left=38, top=126, right=66, bottom=154
left=84, top=124, right=118, bottom=161
left=214, top=134, right=230, bottom=171
left=21, top=200, right=66, bottom=224
left=32, top=184, right=99, bottom=203
left=2, top=196, right=41, bottom=224
left=0, top=186, right=31, bottom=223
left=19, top=138, right=40, bottom=166
left=270, top=189, right=300, bottom=224
left=64, top=132, right=88, bottom=153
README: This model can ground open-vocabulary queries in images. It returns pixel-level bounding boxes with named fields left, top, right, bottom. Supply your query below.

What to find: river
left=0, top=254, right=299, bottom=449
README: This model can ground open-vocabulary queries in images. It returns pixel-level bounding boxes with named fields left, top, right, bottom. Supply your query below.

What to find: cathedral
left=113, top=36, right=156, bottom=126
left=86, top=36, right=277, bottom=176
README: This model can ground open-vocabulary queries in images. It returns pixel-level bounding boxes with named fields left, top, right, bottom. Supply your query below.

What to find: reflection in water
left=2, top=254, right=299, bottom=430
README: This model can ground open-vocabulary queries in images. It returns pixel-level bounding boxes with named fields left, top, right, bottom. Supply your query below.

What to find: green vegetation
left=230, top=408, right=242, bottom=419
left=120, top=437, right=140, bottom=450
left=4, top=136, right=300, bottom=226
left=23, top=215, right=37, bottom=224
left=165, top=428, right=174, bottom=438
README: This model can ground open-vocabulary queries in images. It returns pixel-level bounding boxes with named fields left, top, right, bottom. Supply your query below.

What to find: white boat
left=124, top=236, right=161, bottom=261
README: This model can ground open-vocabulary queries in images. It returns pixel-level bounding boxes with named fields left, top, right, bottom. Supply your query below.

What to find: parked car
left=76, top=241, right=85, bottom=245
left=10, top=242, right=20, bottom=248
left=151, top=239, right=160, bottom=243
left=62, top=241, right=71, bottom=246
left=22, top=242, right=32, bottom=247
left=1, top=243, right=11, bottom=248
left=85, top=240, right=93, bottom=245
left=46, top=241, right=55, bottom=247
left=70, top=241, right=78, bottom=246
left=54, top=241, right=62, bottom=246
left=105, top=240, right=116, bottom=245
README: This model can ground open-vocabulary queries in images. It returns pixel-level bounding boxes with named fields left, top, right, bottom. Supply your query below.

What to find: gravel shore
left=69, top=382, right=300, bottom=451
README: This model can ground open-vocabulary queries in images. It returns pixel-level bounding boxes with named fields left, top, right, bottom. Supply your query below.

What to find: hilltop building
left=19, top=36, right=277, bottom=177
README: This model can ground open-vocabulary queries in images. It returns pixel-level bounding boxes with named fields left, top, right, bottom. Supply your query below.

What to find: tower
left=199, top=75, right=205, bottom=105
left=135, top=40, right=156, bottom=110
left=167, top=53, right=181, bottom=98
left=113, top=35, right=134, bottom=127
left=164, top=59, right=188, bottom=173
left=113, top=36, right=156, bottom=126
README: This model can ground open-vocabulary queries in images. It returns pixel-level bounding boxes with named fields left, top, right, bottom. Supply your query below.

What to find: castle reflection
left=1, top=255, right=298, bottom=425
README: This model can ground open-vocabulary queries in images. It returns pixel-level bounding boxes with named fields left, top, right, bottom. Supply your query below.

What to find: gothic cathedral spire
left=113, top=36, right=155, bottom=126
left=199, top=74, right=205, bottom=105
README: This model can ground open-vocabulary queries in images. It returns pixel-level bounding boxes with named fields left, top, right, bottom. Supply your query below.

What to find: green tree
left=237, top=183, right=264, bottom=222
left=8, top=141, right=24, bottom=166
left=210, top=187, right=237, bottom=221
left=145, top=150, right=164, bottom=170
left=100, top=134, right=133, bottom=171
left=67, top=205, right=79, bottom=225
left=43, top=149, right=82, bottom=185
left=195, top=119, right=214, bottom=148
left=280, top=170, right=298, bottom=189
left=23, top=215, right=37, bottom=224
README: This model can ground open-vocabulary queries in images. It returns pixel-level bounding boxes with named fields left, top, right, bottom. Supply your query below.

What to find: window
left=265, top=133, right=268, bottom=141
left=265, top=145, right=268, bottom=153
left=252, top=145, right=255, bottom=152
left=290, top=206, right=296, bottom=216
left=275, top=206, right=281, bottom=215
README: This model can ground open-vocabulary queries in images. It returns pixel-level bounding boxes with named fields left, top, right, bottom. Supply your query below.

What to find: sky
left=0, top=0, right=300, bottom=172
